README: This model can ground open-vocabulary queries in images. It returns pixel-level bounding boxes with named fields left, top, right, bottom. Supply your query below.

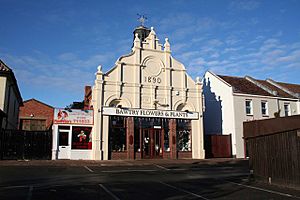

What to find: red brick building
left=84, top=86, right=92, bottom=110
left=19, top=99, right=54, bottom=131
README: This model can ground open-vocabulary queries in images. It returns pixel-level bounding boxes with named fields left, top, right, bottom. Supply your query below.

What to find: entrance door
left=142, top=129, right=162, bottom=159
left=58, top=129, right=71, bottom=159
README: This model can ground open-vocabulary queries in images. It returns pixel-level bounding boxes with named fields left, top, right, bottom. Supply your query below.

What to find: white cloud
left=0, top=51, right=115, bottom=105
left=229, top=0, right=261, bottom=11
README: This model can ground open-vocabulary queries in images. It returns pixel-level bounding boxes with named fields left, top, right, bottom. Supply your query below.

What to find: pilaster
left=92, top=65, right=104, bottom=160
left=192, top=77, right=205, bottom=159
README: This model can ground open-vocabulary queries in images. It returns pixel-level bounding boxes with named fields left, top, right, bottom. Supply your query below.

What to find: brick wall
left=169, top=119, right=177, bottom=159
left=126, top=117, right=135, bottom=159
left=84, top=86, right=92, bottom=110
left=177, top=151, right=192, bottom=159
left=19, top=99, right=54, bottom=130
left=111, top=152, right=128, bottom=160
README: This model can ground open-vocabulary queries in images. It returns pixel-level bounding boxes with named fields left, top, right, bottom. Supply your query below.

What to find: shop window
left=177, top=130, right=191, bottom=151
left=109, top=116, right=126, bottom=152
left=71, top=126, right=92, bottom=149
left=134, top=117, right=140, bottom=152
left=177, top=120, right=191, bottom=151
left=164, top=131, right=170, bottom=151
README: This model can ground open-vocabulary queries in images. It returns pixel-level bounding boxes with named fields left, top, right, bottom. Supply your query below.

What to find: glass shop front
left=108, top=116, right=192, bottom=160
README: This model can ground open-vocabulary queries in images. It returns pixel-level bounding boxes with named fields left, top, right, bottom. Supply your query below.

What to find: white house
left=0, top=60, right=23, bottom=130
left=203, top=71, right=300, bottom=158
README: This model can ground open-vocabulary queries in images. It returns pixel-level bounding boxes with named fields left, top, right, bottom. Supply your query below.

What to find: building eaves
left=23, top=98, right=54, bottom=109
left=218, top=75, right=273, bottom=97
left=267, top=79, right=300, bottom=99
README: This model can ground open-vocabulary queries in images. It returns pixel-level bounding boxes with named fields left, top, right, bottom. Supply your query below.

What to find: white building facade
left=0, top=60, right=23, bottom=130
left=52, top=109, right=93, bottom=160
left=203, top=71, right=300, bottom=158
left=91, top=26, right=205, bottom=160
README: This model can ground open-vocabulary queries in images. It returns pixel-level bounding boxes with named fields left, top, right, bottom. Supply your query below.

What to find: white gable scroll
left=102, top=107, right=199, bottom=120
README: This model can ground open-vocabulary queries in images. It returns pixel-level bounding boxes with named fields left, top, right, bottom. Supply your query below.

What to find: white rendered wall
left=0, top=77, right=7, bottom=111
left=0, top=76, right=20, bottom=129
left=233, top=94, right=298, bottom=158
left=203, top=71, right=237, bottom=155
left=70, top=150, right=92, bottom=160
left=52, top=124, right=93, bottom=160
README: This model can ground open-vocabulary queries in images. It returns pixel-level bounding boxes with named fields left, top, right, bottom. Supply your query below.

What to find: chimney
left=84, top=86, right=92, bottom=110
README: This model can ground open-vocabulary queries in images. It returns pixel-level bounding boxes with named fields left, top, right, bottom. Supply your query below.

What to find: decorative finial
left=196, top=76, right=201, bottom=84
left=137, top=14, right=147, bottom=26
left=164, top=37, right=171, bottom=52
left=97, top=65, right=102, bottom=72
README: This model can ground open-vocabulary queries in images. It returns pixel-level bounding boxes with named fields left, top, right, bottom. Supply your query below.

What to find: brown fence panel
left=205, top=134, right=232, bottom=158
left=244, top=116, right=300, bottom=189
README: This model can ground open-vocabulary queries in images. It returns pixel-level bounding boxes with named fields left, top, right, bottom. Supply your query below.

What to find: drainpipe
left=277, top=98, right=280, bottom=117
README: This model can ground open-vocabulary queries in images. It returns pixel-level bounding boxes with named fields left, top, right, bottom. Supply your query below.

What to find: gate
left=0, top=129, right=52, bottom=160
left=205, top=134, right=232, bottom=158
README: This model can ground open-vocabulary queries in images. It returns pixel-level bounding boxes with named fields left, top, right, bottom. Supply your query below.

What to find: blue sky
left=1, top=0, right=300, bottom=107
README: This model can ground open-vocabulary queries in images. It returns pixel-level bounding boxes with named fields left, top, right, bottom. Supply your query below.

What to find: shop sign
left=54, top=109, right=93, bottom=125
left=102, top=107, right=199, bottom=119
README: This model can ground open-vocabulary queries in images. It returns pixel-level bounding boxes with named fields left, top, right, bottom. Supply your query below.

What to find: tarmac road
left=0, top=159, right=299, bottom=200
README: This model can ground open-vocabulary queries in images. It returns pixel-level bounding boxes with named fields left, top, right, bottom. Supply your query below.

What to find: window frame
left=261, top=101, right=268, bottom=116
left=284, top=103, right=291, bottom=117
left=245, top=99, right=253, bottom=116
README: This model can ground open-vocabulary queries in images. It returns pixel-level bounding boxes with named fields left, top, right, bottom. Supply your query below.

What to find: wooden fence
left=205, top=134, right=232, bottom=158
left=244, top=115, right=300, bottom=189
left=0, top=129, right=52, bottom=160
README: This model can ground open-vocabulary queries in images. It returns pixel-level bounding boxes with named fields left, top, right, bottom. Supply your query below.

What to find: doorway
left=142, top=128, right=162, bottom=159
left=58, top=129, right=71, bottom=159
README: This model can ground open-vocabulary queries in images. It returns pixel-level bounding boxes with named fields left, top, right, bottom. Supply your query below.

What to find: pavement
left=0, top=159, right=299, bottom=200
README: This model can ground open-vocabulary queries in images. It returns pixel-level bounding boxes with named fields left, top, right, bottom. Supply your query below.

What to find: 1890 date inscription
left=144, top=76, right=161, bottom=84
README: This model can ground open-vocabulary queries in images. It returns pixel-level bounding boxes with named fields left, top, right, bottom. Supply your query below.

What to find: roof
left=219, top=75, right=272, bottom=97
left=23, top=98, right=54, bottom=108
left=218, top=74, right=299, bottom=99
left=0, top=59, right=23, bottom=104
left=255, top=80, right=294, bottom=98
left=274, top=81, right=300, bottom=94
left=0, top=61, right=11, bottom=72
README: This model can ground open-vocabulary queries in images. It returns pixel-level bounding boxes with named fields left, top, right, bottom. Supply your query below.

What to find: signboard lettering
left=54, top=109, right=94, bottom=125
left=103, top=107, right=198, bottom=119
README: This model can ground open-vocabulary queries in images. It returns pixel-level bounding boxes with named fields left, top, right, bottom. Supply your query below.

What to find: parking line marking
left=153, top=164, right=170, bottom=170
left=99, top=184, right=120, bottom=200
left=227, top=181, right=300, bottom=199
left=84, top=166, right=94, bottom=173
left=102, top=169, right=156, bottom=173
left=0, top=185, right=29, bottom=190
left=26, top=186, right=33, bottom=200
left=159, top=181, right=210, bottom=200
